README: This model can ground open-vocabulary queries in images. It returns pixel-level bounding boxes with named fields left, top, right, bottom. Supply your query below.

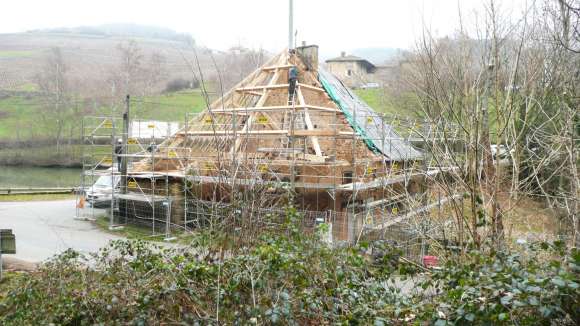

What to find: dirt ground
left=500, top=193, right=562, bottom=242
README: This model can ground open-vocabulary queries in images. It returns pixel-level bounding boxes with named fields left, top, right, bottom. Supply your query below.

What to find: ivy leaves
left=0, top=232, right=577, bottom=325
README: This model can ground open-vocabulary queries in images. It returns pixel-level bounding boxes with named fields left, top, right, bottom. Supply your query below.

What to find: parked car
left=85, top=175, right=120, bottom=208
left=490, top=144, right=513, bottom=159
left=360, top=82, right=380, bottom=89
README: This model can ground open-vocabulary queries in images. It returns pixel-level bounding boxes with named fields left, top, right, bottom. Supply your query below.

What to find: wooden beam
left=303, top=154, right=327, bottom=163
left=297, top=87, right=323, bottom=156
left=297, top=83, right=326, bottom=92
left=262, top=64, right=293, bottom=71
left=235, top=83, right=325, bottom=93
left=231, top=68, right=280, bottom=155
left=236, top=84, right=287, bottom=92
left=306, top=105, right=341, bottom=112
left=182, top=129, right=339, bottom=136
left=192, top=52, right=284, bottom=124
left=292, top=129, right=337, bottom=136
left=209, top=105, right=340, bottom=113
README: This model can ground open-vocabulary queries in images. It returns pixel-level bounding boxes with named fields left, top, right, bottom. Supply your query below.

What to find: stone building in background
left=325, top=52, right=378, bottom=88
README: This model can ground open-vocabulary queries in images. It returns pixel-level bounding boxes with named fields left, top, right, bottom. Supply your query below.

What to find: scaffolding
left=76, top=46, right=465, bottom=255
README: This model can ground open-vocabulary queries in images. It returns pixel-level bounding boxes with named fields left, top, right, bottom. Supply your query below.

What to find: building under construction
left=78, top=45, right=461, bottom=246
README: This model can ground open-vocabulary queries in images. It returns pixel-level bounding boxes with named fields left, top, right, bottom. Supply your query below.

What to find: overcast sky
left=2, top=0, right=526, bottom=55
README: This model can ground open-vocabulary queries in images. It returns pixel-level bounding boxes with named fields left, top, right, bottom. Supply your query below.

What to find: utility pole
left=121, top=94, right=130, bottom=194
left=288, top=0, right=294, bottom=50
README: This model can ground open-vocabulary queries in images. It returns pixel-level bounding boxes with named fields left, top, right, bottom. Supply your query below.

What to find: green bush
left=418, top=241, right=579, bottom=325
left=0, top=226, right=577, bottom=324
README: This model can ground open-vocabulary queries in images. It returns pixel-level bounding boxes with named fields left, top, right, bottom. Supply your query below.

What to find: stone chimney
left=296, top=43, right=319, bottom=71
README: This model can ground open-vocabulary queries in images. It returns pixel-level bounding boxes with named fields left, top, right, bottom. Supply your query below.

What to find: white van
left=86, top=175, right=120, bottom=208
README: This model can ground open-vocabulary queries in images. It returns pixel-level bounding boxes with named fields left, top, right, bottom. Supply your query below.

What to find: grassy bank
left=0, top=194, right=75, bottom=202
left=93, top=215, right=168, bottom=241
left=353, top=88, right=420, bottom=117
left=0, top=144, right=82, bottom=166
left=0, top=90, right=208, bottom=166
left=93, top=214, right=199, bottom=244
left=0, top=90, right=208, bottom=140
left=135, top=89, right=208, bottom=120
left=0, top=50, right=37, bottom=58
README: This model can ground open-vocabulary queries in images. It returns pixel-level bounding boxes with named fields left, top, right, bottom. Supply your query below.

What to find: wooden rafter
left=209, top=105, right=340, bottom=113
left=297, top=87, right=323, bottom=156
left=231, top=66, right=282, bottom=155
left=182, top=129, right=344, bottom=136
left=262, top=64, right=294, bottom=71
left=235, top=83, right=325, bottom=93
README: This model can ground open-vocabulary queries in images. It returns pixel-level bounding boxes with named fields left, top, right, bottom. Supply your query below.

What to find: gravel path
left=0, top=200, right=121, bottom=262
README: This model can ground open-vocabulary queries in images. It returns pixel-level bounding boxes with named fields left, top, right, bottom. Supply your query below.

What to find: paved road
left=0, top=200, right=121, bottom=262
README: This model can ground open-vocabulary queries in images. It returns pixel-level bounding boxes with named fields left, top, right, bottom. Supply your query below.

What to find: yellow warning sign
left=103, top=120, right=113, bottom=128
left=367, top=117, right=373, bottom=123
left=204, top=117, right=213, bottom=125
left=257, top=115, right=269, bottom=124
left=365, top=215, right=373, bottom=225
left=391, top=207, right=399, bottom=215
left=168, top=150, right=177, bottom=158
left=366, top=166, right=375, bottom=174
left=102, top=157, right=112, bottom=164
left=204, top=162, right=214, bottom=171
left=128, top=181, right=137, bottom=188
left=147, top=124, right=155, bottom=129
left=392, top=162, right=399, bottom=170
left=258, top=164, right=268, bottom=173
left=128, top=138, right=137, bottom=144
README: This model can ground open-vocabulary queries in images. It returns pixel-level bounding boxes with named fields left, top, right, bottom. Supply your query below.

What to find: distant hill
left=0, top=26, right=270, bottom=97
left=350, top=47, right=401, bottom=65
left=27, top=23, right=194, bottom=44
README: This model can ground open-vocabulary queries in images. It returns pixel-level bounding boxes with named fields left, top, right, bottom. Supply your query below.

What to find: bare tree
left=144, top=51, right=167, bottom=95
left=400, top=0, right=579, bottom=250
left=36, top=47, right=70, bottom=153
left=220, top=46, right=267, bottom=89
left=549, top=0, right=580, bottom=53
left=112, top=40, right=144, bottom=97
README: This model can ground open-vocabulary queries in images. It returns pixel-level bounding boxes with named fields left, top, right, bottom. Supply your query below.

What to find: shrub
left=0, top=222, right=577, bottom=325
left=164, top=78, right=198, bottom=93
left=417, top=241, right=579, bottom=325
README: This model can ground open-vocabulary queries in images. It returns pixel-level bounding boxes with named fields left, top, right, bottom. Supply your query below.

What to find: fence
left=75, top=92, right=465, bottom=261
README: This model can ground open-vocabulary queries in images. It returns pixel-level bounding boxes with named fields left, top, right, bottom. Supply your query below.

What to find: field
left=0, top=193, right=74, bottom=202
left=0, top=89, right=399, bottom=138
left=354, top=88, right=399, bottom=114
left=0, top=90, right=208, bottom=137
left=0, top=50, right=36, bottom=58
left=135, top=89, right=210, bottom=121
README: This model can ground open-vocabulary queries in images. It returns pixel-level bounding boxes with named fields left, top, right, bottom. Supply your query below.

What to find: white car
left=360, top=82, right=380, bottom=89
left=490, top=145, right=513, bottom=159
left=85, top=175, right=120, bottom=208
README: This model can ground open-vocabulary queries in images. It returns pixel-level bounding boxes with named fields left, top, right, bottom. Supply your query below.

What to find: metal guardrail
left=0, top=187, right=77, bottom=195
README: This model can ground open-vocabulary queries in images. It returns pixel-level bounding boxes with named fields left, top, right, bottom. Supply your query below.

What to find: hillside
left=0, top=32, right=210, bottom=93
left=0, top=27, right=266, bottom=166
left=27, top=23, right=195, bottom=44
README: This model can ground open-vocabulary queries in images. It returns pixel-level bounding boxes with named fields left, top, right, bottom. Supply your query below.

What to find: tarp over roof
left=318, top=67, right=423, bottom=161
